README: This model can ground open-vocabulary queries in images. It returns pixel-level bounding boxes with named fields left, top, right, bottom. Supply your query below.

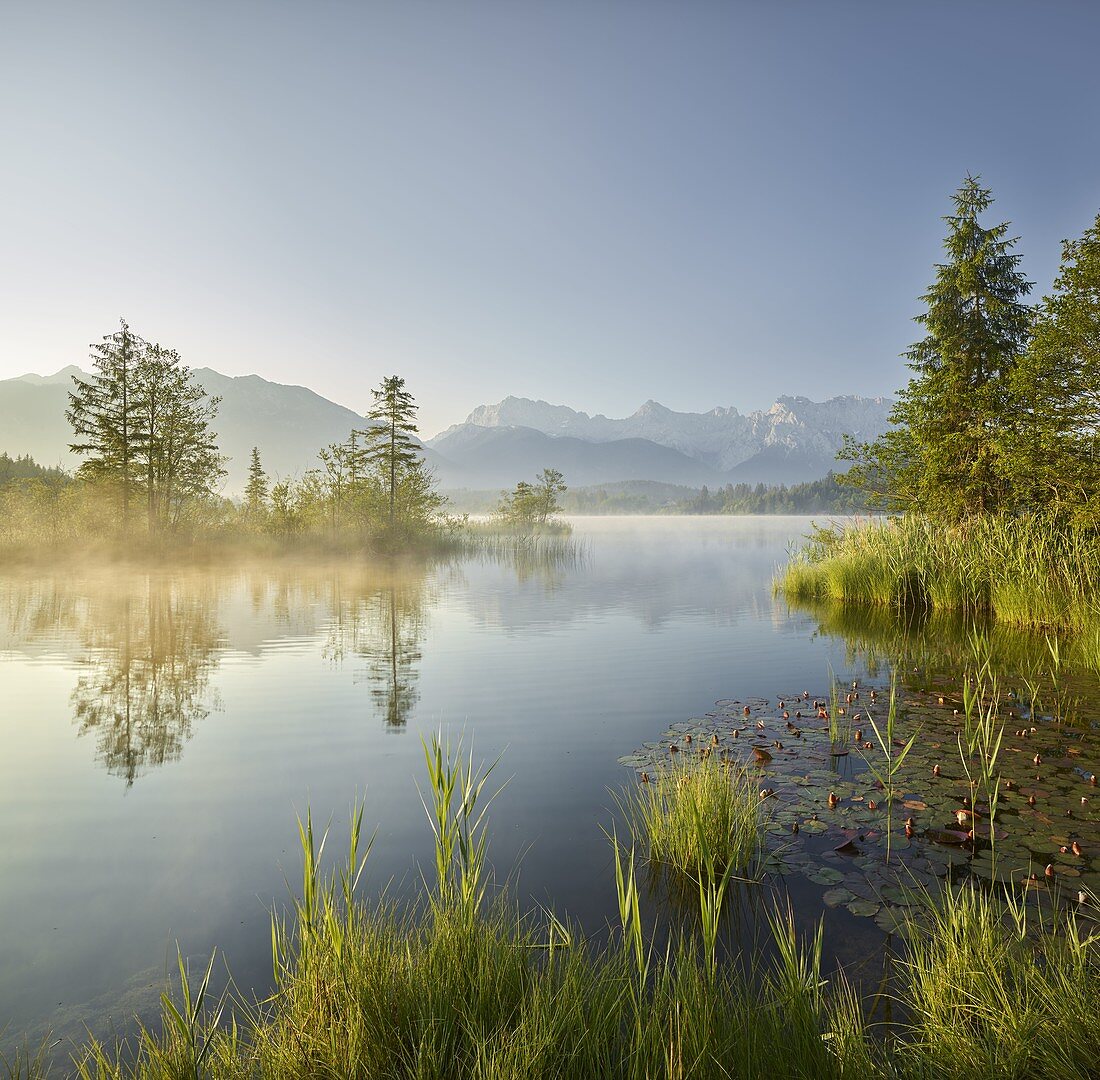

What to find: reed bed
left=778, top=514, right=1100, bottom=633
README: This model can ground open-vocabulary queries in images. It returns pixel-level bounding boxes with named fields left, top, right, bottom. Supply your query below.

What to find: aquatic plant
left=420, top=730, right=505, bottom=922
left=856, top=677, right=917, bottom=863
left=618, top=754, right=763, bottom=876
left=37, top=734, right=1100, bottom=1080
left=900, top=882, right=1100, bottom=1079
left=66, top=746, right=867, bottom=1080
left=956, top=636, right=1005, bottom=866
left=826, top=666, right=853, bottom=751
left=777, top=513, right=1100, bottom=638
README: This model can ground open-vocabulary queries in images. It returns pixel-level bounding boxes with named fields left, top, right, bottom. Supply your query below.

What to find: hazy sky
left=2, top=2, right=1098, bottom=436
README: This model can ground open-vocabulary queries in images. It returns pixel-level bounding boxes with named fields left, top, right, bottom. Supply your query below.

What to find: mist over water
left=2, top=516, right=1088, bottom=1055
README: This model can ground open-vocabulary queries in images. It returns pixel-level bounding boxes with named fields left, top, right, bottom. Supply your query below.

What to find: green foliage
left=619, top=755, right=762, bottom=876
left=843, top=182, right=1100, bottom=522
left=47, top=741, right=1100, bottom=1080
left=675, top=474, right=870, bottom=515
left=843, top=177, right=1033, bottom=517
left=360, top=375, right=444, bottom=537
left=419, top=732, right=505, bottom=923
left=901, top=884, right=1100, bottom=1079
left=856, top=678, right=917, bottom=863
left=67, top=320, right=225, bottom=537
left=0, top=453, right=68, bottom=488
left=242, top=448, right=268, bottom=522
left=779, top=513, right=1100, bottom=634
left=1002, top=211, right=1100, bottom=520
left=497, top=468, right=567, bottom=528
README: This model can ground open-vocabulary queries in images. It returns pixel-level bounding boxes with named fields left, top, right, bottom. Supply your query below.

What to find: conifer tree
left=68, top=321, right=224, bottom=536
left=244, top=448, right=270, bottom=517
left=1003, top=211, right=1100, bottom=518
left=842, top=178, right=1032, bottom=516
left=361, top=375, right=429, bottom=530
left=67, top=319, right=145, bottom=533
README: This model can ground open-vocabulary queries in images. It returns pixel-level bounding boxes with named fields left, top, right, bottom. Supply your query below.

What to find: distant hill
left=0, top=452, right=69, bottom=487
left=428, top=425, right=725, bottom=488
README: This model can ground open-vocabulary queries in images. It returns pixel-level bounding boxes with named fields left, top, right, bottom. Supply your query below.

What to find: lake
left=2, top=515, right=1097, bottom=1058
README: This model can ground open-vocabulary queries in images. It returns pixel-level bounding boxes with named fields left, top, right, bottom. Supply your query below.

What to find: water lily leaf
left=847, top=899, right=881, bottom=917
left=927, top=829, right=971, bottom=846
left=875, top=906, right=913, bottom=934
left=822, top=886, right=855, bottom=908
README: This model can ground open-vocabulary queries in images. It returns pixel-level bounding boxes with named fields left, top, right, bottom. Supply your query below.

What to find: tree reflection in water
left=71, top=577, right=222, bottom=785
left=1, top=538, right=577, bottom=782
left=323, top=567, right=435, bottom=729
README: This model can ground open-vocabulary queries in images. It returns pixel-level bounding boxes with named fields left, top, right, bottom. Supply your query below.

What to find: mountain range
left=0, top=368, right=892, bottom=493
left=427, top=395, right=892, bottom=487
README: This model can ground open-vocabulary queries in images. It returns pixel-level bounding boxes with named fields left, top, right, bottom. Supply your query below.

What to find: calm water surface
left=0, top=517, right=958, bottom=1050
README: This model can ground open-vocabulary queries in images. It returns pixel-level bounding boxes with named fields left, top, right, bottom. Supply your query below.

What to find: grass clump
left=619, top=755, right=763, bottom=876
left=777, top=513, right=1100, bottom=634
left=899, top=883, right=1100, bottom=1080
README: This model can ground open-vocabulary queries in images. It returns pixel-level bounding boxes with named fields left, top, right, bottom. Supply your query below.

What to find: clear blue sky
left=1, top=1, right=1097, bottom=436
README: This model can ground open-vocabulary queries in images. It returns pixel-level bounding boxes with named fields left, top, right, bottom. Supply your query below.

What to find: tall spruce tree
left=361, top=375, right=425, bottom=529
left=244, top=448, right=270, bottom=517
left=67, top=319, right=145, bottom=533
left=1003, top=211, right=1100, bottom=519
left=842, top=178, right=1032, bottom=516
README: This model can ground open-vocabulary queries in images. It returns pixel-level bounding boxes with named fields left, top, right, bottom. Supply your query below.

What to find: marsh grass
left=899, top=883, right=1100, bottom=1079
left=618, top=756, right=764, bottom=877
left=777, top=514, right=1100, bottom=635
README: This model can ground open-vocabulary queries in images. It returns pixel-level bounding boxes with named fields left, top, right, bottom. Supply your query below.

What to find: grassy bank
left=778, top=514, right=1100, bottom=633
left=12, top=739, right=1097, bottom=1080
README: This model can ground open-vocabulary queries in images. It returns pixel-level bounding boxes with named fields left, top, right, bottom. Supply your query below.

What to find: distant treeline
left=0, top=452, right=68, bottom=487
left=673, top=474, right=870, bottom=515
left=449, top=476, right=871, bottom=516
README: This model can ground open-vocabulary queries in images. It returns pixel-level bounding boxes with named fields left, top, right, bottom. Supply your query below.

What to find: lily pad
left=807, top=867, right=845, bottom=885
left=822, top=886, right=855, bottom=908
left=847, top=898, right=881, bottom=917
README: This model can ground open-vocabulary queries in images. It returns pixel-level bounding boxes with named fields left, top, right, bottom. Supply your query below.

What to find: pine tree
left=361, top=376, right=429, bottom=531
left=244, top=448, right=270, bottom=518
left=67, top=319, right=145, bottom=533
left=842, top=178, right=1032, bottom=516
left=1003, top=211, right=1100, bottom=519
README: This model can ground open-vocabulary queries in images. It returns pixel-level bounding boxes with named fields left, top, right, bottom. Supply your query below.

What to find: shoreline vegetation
left=0, top=333, right=580, bottom=563
left=14, top=731, right=1097, bottom=1080
left=778, top=513, right=1100, bottom=635
left=778, top=179, right=1100, bottom=645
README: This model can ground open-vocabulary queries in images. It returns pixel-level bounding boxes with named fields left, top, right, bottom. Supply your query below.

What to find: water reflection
left=324, top=574, right=433, bottom=728
left=792, top=595, right=1100, bottom=724
left=72, top=580, right=222, bottom=785
left=0, top=543, right=578, bottom=781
